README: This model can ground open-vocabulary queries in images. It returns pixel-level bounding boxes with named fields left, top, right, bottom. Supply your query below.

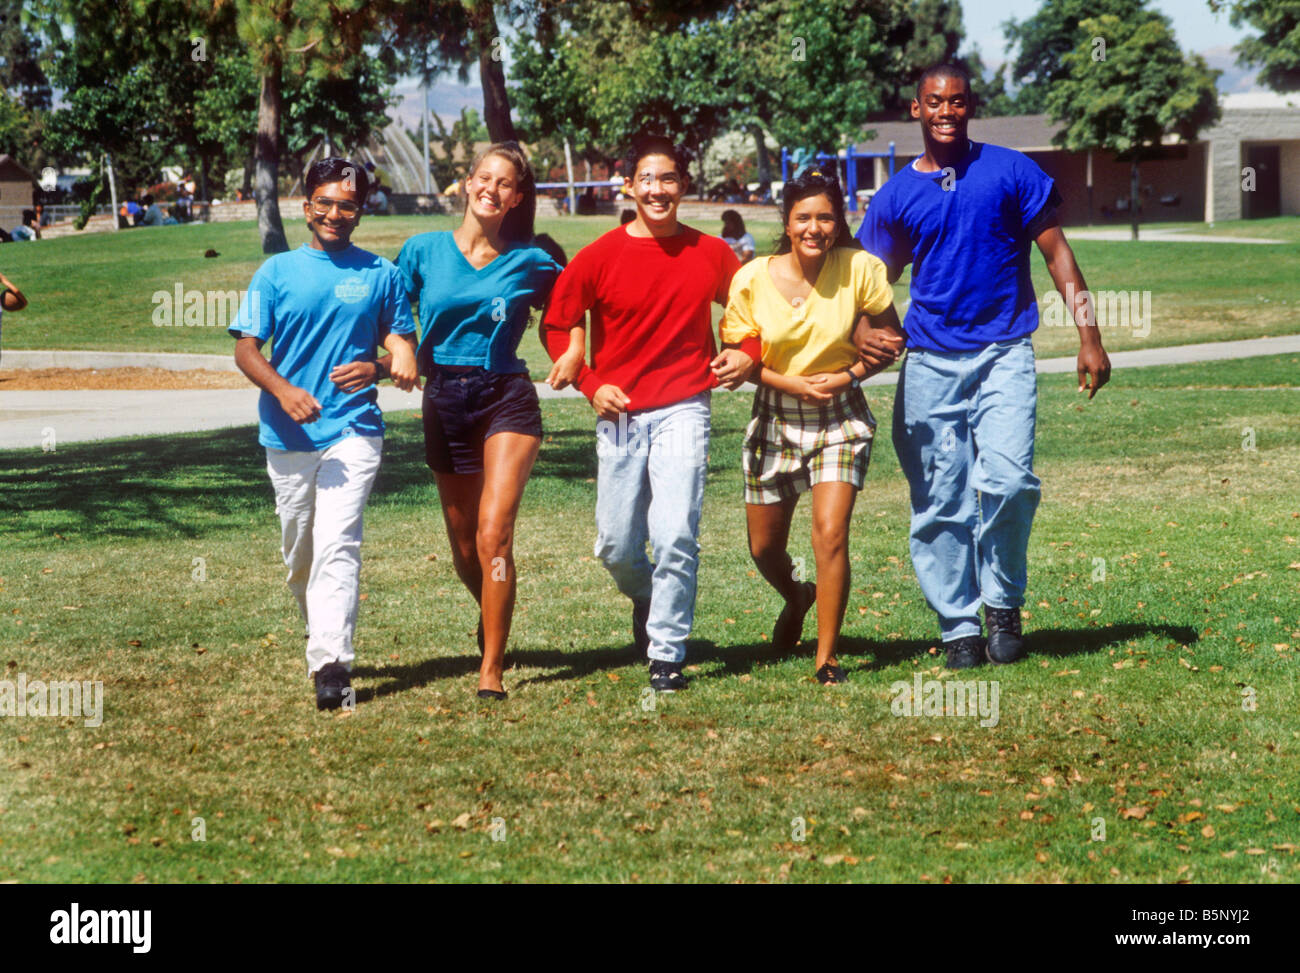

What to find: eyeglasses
left=309, top=196, right=361, bottom=218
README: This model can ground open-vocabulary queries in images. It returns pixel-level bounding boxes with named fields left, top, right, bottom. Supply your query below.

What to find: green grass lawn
left=1, top=354, right=1297, bottom=883
left=2, top=214, right=1298, bottom=373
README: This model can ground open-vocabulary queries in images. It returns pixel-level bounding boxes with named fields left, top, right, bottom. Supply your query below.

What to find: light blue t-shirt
left=856, top=141, right=1057, bottom=353
left=396, top=231, right=561, bottom=374
left=231, top=243, right=416, bottom=452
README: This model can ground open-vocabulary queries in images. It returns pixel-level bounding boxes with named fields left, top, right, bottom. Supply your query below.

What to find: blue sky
left=963, top=0, right=1248, bottom=61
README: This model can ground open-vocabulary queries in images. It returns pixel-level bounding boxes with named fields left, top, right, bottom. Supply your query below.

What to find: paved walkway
left=3, top=335, right=1299, bottom=451
left=1065, top=227, right=1286, bottom=244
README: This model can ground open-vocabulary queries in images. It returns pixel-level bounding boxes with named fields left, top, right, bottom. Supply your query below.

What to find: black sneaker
left=984, top=605, right=1026, bottom=664
left=648, top=659, right=686, bottom=692
left=314, top=662, right=351, bottom=710
left=944, top=636, right=985, bottom=670
left=632, top=599, right=650, bottom=656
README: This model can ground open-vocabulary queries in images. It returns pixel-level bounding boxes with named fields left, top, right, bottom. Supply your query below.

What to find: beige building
left=0, top=154, right=38, bottom=232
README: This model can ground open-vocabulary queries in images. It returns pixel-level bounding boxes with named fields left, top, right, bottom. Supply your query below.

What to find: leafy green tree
left=236, top=0, right=399, bottom=252
left=1045, top=12, right=1220, bottom=240
left=1004, top=0, right=1150, bottom=113
left=512, top=0, right=961, bottom=190
left=0, top=0, right=52, bottom=110
left=0, top=90, right=31, bottom=156
left=1217, top=0, right=1300, bottom=92
left=957, top=47, right=1017, bottom=118
left=386, top=1, right=538, bottom=143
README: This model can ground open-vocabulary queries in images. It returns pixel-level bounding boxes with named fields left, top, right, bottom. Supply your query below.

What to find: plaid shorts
left=742, top=383, right=876, bottom=505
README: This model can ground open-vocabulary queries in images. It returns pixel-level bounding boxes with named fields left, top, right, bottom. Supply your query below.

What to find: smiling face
left=466, top=152, right=523, bottom=224
left=304, top=179, right=363, bottom=251
left=783, top=192, right=838, bottom=261
left=912, top=72, right=972, bottom=149
left=624, top=152, right=687, bottom=231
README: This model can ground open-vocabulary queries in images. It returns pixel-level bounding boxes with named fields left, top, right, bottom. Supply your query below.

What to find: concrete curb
left=4, top=336, right=1298, bottom=450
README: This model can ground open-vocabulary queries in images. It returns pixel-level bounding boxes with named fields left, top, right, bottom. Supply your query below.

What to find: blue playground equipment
left=780, top=143, right=897, bottom=212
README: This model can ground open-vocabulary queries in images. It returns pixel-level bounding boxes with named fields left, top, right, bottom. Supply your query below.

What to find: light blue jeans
left=594, top=392, right=711, bottom=663
left=893, top=337, right=1040, bottom=642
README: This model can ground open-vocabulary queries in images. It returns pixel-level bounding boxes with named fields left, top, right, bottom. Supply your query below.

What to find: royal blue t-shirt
left=856, top=141, right=1056, bottom=353
left=396, top=231, right=562, bottom=374
left=230, top=243, right=416, bottom=451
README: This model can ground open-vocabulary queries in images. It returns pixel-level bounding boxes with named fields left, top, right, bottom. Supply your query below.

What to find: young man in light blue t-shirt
left=232, top=158, right=418, bottom=710
left=857, top=64, right=1111, bottom=670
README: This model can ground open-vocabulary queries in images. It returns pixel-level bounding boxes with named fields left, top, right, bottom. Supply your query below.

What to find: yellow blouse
left=721, top=248, right=893, bottom=376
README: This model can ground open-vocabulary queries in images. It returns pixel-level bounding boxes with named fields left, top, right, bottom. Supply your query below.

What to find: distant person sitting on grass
left=0, top=269, right=29, bottom=364
left=231, top=157, right=419, bottom=711
left=140, top=195, right=166, bottom=226
left=854, top=63, right=1111, bottom=670
left=10, top=209, right=40, bottom=241
left=720, top=209, right=755, bottom=263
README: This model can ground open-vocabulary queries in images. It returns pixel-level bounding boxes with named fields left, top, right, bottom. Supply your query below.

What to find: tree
left=511, top=0, right=958, bottom=188
left=1004, top=0, right=1150, bottom=114
left=35, top=0, right=220, bottom=190
left=1218, top=0, right=1300, bottom=93
left=957, top=47, right=1017, bottom=118
left=0, top=0, right=52, bottom=110
left=385, top=1, right=537, bottom=143
left=1045, top=12, right=1220, bottom=240
left=236, top=0, right=388, bottom=253
left=0, top=90, right=30, bottom=156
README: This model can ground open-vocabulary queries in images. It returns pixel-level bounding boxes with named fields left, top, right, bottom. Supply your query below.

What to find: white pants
left=265, top=434, right=383, bottom=675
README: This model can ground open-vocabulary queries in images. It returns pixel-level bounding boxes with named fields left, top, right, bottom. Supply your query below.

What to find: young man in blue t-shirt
left=856, top=64, right=1111, bottom=669
left=232, top=158, right=418, bottom=709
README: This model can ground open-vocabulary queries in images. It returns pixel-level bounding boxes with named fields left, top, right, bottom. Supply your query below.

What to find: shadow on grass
left=351, top=620, right=1199, bottom=700
left=0, top=423, right=271, bottom=539
left=0, top=412, right=610, bottom=541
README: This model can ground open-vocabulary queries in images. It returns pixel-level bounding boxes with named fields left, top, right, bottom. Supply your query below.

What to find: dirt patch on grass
left=0, top=367, right=248, bottom=390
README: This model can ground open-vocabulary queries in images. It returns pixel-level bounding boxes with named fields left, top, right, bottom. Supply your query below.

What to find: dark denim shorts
left=422, top=367, right=542, bottom=474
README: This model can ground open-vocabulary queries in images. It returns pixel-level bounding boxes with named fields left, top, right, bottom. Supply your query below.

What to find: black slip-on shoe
left=314, top=661, right=351, bottom=710
left=773, top=582, right=817, bottom=651
left=476, top=688, right=507, bottom=701
left=815, top=663, right=847, bottom=685
left=648, top=659, right=687, bottom=692
left=984, top=605, right=1026, bottom=665
left=944, top=636, right=986, bottom=670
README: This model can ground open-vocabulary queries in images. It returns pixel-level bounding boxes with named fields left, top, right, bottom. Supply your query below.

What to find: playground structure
left=781, top=143, right=898, bottom=212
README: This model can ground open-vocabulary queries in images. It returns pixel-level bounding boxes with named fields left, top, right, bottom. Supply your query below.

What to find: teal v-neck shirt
left=396, top=231, right=562, bottom=375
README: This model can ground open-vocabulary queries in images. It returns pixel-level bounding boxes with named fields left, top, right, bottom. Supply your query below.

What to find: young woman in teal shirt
left=397, top=142, right=563, bottom=700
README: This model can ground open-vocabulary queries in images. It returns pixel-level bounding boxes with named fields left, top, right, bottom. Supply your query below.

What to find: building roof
left=0, top=154, right=38, bottom=184
left=853, top=115, right=1062, bottom=155
left=854, top=98, right=1300, bottom=156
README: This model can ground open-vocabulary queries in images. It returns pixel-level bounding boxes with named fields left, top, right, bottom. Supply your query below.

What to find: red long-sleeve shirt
left=542, top=224, right=754, bottom=411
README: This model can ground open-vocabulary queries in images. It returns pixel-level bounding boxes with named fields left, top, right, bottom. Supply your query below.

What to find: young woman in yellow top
left=722, top=169, right=904, bottom=683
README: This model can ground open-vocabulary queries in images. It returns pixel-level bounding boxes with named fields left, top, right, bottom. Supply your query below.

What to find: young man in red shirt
left=543, top=135, right=754, bottom=691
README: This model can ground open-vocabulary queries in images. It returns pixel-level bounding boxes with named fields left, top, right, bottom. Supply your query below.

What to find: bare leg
left=433, top=470, right=485, bottom=606
left=746, top=497, right=801, bottom=601
left=747, top=496, right=816, bottom=650
left=473, top=432, right=540, bottom=693
left=809, top=481, right=857, bottom=671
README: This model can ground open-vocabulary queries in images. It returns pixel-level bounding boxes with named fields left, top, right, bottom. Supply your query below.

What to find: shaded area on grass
left=351, top=622, right=1199, bottom=702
